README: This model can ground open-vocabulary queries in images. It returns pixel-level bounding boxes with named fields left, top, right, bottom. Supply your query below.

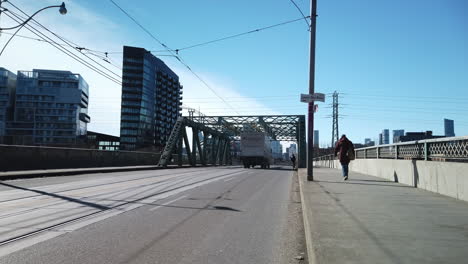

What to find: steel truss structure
left=190, top=115, right=306, bottom=168
left=158, top=117, right=232, bottom=167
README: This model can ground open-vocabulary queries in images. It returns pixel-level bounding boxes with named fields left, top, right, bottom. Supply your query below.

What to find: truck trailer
left=240, top=132, right=273, bottom=169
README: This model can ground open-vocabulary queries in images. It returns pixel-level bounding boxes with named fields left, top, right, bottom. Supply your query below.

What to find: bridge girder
left=190, top=115, right=306, bottom=168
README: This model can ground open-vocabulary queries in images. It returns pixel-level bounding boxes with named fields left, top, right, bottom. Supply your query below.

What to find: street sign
left=300, top=93, right=325, bottom=103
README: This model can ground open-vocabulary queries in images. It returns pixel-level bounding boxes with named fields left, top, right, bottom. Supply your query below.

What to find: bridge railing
left=314, top=136, right=468, bottom=162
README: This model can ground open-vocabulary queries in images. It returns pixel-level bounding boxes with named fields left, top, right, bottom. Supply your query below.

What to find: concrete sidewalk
left=298, top=167, right=468, bottom=264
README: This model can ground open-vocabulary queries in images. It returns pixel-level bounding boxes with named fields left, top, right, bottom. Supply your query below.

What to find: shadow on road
left=0, top=182, right=110, bottom=210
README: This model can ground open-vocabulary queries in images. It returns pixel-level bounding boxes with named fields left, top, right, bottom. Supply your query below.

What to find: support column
left=182, top=129, right=193, bottom=166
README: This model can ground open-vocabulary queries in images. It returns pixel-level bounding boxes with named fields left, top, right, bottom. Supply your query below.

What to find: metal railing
left=314, top=136, right=468, bottom=162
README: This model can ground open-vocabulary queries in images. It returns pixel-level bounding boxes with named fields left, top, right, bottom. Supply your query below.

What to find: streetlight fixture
left=0, top=2, right=67, bottom=56
left=0, top=2, right=67, bottom=30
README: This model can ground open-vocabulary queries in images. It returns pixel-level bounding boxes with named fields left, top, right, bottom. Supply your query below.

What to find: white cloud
left=0, top=0, right=280, bottom=137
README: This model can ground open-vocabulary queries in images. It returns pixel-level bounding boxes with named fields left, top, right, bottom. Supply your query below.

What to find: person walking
left=290, top=154, right=296, bottom=170
left=334, top=134, right=355, bottom=180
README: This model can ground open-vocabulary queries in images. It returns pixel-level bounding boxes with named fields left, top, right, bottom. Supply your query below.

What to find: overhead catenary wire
left=0, top=31, right=124, bottom=70
left=2, top=11, right=122, bottom=85
left=108, top=0, right=241, bottom=115
left=287, top=0, right=310, bottom=30
left=5, top=2, right=122, bottom=82
left=103, top=16, right=311, bottom=55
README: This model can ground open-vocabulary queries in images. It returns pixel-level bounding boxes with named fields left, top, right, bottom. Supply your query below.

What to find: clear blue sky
left=2, top=0, right=467, bottom=146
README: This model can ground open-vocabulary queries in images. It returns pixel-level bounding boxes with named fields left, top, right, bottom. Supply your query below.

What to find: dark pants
left=341, top=164, right=349, bottom=177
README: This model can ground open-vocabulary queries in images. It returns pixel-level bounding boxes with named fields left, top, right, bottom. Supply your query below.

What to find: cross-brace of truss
left=158, top=117, right=232, bottom=167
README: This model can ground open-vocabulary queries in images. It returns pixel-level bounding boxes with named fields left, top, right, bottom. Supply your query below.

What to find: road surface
left=0, top=166, right=305, bottom=264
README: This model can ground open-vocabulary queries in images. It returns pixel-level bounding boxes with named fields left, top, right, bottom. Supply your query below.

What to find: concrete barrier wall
left=0, top=144, right=161, bottom=171
left=314, top=159, right=468, bottom=202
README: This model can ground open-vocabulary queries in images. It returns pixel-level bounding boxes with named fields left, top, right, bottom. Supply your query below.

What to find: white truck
left=240, top=132, right=273, bottom=169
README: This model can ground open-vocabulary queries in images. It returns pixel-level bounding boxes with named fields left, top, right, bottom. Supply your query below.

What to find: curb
left=297, top=169, right=318, bottom=264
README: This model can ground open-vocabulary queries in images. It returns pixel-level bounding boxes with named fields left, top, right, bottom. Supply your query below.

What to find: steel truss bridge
left=158, top=115, right=306, bottom=168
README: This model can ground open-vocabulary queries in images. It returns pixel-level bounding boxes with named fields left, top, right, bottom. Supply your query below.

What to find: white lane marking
left=223, top=177, right=236, bottom=182
left=149, top=195, right=187, bottom=211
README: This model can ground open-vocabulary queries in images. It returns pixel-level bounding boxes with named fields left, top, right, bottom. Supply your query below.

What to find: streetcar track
left=0, top=169, right=246, bottom=246
left=0, top=168, right=211, bottom=204
left=0, top=171, right=201, bottom=225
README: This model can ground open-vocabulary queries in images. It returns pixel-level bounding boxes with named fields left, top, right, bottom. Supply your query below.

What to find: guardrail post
left=376, top=147, right=380, bottom=159
left=395, top=145, right=398, bottom=159
left=364, top=149, right=367, bottom=159
left=424, top=142, right=428, bottom=161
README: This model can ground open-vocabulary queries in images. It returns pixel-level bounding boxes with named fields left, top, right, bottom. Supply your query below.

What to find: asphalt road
left=0, top=166, right=302, bottom=264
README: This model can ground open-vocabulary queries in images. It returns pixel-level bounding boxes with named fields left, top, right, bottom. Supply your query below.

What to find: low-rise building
left=5, top=69, right=90, bottom=146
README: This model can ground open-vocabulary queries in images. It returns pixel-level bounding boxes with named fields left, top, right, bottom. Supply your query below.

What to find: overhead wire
left=0, top=30, right=125, bottom=71
left=173, top=16, right=311, bottom=53
left=6, top=2, right=122, bottom=82
left=103, top=16, right=311, bottom=55
left=108, top=0, right=241, bottom=115
left=287, top=0, right=310, bottom=30
left=2, top=11, right=122, bottom=85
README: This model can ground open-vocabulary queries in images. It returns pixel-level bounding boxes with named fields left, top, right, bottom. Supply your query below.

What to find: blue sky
left=1, top=0, right=467, bottom=147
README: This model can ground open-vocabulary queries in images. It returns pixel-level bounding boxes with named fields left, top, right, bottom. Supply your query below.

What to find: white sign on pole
left=300, top=93, right=325, bottom=103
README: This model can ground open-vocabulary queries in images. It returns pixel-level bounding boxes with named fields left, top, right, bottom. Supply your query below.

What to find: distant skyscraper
left=444, top=119, right=455, bottom=137
left=378, top=133, right=383, bottom=145
left=0, top=68, right=16, bottom=144
left=120, top=46, right=183, bottom=151
left=6, top=69, right=90, bottom=146
left=392, top=129, right=405, bottom=143
left=364, top=138, right=371, bottom=145
left=382, top=129, right=390, bottom=144
left=313, top=130, right=319, bottom=147
left=271, top=141, right=282, bottom=159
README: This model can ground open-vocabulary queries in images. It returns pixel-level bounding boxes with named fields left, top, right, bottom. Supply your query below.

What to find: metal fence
left=314, top=136, right=468, bottom=162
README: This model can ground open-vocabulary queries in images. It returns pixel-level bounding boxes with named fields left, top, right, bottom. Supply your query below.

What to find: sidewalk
left=298, top=167, right=468, bottom=264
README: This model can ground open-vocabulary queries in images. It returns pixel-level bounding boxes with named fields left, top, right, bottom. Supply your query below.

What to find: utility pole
left=331, top=91, right=339, bottom=148
left=307, top=0, right=318, bottom=181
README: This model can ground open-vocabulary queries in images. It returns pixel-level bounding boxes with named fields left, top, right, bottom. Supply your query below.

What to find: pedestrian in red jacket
left=334, top=134, right=355, bottom=180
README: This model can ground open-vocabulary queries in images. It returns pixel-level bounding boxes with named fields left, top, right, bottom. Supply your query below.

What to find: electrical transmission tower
left=331, top=91, right=339, bottom=148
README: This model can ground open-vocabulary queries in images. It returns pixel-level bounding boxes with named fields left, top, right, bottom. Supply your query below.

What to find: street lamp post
left=0, top=2, right=67, bottom=56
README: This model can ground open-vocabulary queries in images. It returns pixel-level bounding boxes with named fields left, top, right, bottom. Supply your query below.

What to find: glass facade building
left=0, top=68, right=16, bottom=144
left=444, top=119, right=455, bottom=137
left=120, top=46, right=183, bottom=151
left=382, top=129, right=390, bottom=145
left=6, top=69, right=90, bottom=146
left=392, top=129, right=405, bottom=143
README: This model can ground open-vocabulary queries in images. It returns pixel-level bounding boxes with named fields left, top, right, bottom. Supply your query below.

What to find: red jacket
left=334, top=137, right=354, bottom=165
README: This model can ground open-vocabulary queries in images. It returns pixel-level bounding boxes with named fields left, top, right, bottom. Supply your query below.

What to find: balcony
left=79, top=113, right=91, bottom=123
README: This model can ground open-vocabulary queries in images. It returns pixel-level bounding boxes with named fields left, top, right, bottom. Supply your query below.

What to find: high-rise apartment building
left=393, top=129, right=405, bottom=143
left=120, top=46, right=183, bottom=151
left=444, top=119, right=455, bottom=137
left=6, top=69, right=90, bottom=146
left=382, top=129, right=390, bottom=144
left=0, top=68, right=16, bottom=144
left=313, top=130, right=319, bottom=147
